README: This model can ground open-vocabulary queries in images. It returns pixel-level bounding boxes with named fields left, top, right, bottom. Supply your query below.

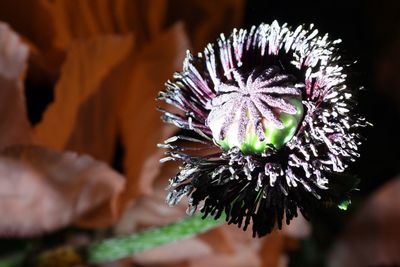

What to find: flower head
left=158, top=21, right=369, bottom=237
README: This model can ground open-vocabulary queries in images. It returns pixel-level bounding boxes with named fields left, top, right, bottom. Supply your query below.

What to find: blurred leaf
left=0, top=22, right=31, bottom=149
left=0, top=145, right=125, bottom=237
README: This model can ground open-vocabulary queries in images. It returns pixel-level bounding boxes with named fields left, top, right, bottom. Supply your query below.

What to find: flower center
left=206, top=66, right=304, bottom=153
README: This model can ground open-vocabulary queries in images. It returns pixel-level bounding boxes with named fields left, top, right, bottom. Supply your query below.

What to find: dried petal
left=0, top=145, right=125, bottom=237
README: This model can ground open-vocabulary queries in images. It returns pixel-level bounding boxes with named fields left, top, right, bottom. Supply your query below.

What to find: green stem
left=0, top=214, right=224, bottom=266
left=85, top=213, right=224, bottom=263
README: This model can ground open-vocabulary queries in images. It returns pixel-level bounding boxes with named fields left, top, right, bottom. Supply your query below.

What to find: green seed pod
left=217, top=98, right=304, bottom=153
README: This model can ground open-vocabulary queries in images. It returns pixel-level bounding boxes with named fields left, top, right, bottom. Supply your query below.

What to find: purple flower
left=158, top=21, right=369, bottom=237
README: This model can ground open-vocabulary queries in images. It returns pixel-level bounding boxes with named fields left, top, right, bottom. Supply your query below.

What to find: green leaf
left=338, top=199, right=351, bottom=211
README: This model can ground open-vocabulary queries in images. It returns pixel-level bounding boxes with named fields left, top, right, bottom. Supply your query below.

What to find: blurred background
left=0, top=0, right=399, bottom=266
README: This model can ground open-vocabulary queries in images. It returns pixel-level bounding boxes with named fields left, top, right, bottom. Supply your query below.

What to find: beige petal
left=189, top=247, right=261, bottom=267
left=133, top=238, right=212, bottom=265
left=283, top=213, right=311, bottom=239
left=114, top=161, right=186, bottom=235
left=0, top=145, right=125, bottom=237
left=33, top=34, right=133, bottom=163
left=0, top=22, right=31, bottom=149
left=186, top=223, right=263, bottom=267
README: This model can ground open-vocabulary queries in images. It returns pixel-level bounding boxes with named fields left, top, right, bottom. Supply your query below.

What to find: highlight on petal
left=0, top=145, right=125, bottom=237
left=0, top=22, right=31, bottom=150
